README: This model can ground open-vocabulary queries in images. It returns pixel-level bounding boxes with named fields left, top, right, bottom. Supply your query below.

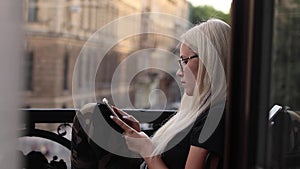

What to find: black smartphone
left=98, top=98, right=124, bottom=133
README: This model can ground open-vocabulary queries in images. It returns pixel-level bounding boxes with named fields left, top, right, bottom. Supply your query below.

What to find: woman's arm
left=111, top=116, right=169, bottom=168
left=112, top=116, right=218, bottom=169
left=185, top=146, right=208, bottom=169
left=144, top=156, right=169, bottom=169
left=144, top=146, right=211, bottom=169
left=145, top=146, right=213, bottom=169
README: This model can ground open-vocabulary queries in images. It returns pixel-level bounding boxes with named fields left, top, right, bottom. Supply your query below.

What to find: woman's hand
left=112, top=106, right=141, bottom=132
left=111, top=115, right=154, bottom=158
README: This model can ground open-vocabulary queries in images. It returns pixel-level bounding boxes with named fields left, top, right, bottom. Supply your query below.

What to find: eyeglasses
left=177, top=54, right=198, bottom=72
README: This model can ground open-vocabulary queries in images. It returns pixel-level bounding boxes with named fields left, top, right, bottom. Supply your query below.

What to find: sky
left=187, top=0, right=232, bottom=13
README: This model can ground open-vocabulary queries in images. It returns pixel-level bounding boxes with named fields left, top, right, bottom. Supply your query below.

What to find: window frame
left=225, top=0, right=275, bottom=168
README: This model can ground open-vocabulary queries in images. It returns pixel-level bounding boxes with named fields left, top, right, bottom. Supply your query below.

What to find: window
left=25, top=51, right=33, bottom=91
left=270, top=1, right=300, bottom=110
left=225, top=1, right=300, bottom=169
left=28, top=0, right=38, bottom=22
left=63, top=52, right=69, bottom=90
left=268, top=1, right=300, bottom=168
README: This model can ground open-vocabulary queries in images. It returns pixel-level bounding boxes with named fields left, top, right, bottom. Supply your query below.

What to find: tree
left=190, top=5, right=231, bottom=25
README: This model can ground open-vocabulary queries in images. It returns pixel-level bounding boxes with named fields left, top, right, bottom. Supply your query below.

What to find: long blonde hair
left=150, top=19, right=231, bottom=156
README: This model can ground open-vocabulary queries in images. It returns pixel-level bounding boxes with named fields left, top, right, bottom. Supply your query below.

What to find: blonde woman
left=112, top=19, right=231, bottom=169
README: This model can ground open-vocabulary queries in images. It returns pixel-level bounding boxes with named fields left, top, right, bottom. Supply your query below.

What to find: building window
left=28, top=0, right=38, bottom=22
left=78, top=57, right=83, bottom=88
left=63, top=52, right=69, bottom=90
left=25, top=51, right=33, bottom=91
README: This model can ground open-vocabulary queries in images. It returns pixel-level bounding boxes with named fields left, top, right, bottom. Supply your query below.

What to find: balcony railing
left=20, top=108, right=176, bottom=150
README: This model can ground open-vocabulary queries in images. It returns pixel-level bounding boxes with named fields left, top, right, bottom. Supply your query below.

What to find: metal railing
left=20, top=108, right=176, bottom=150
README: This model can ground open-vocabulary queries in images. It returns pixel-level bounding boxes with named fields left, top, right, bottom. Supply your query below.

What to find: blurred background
left=2, top=0, right=299, bottom=168
left=18, top=0, right=231, bottom=168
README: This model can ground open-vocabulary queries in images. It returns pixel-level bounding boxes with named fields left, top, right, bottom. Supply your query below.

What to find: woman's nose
left=176, top=68, right=183, bottom=77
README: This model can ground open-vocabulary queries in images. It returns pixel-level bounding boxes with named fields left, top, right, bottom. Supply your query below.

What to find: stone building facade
left=23, top=0, right=191, bottom=108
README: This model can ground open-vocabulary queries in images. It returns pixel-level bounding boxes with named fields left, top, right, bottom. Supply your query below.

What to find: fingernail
left=122, top=116, right=128, bottom=119
left=110, top=115, right=114, bottom=119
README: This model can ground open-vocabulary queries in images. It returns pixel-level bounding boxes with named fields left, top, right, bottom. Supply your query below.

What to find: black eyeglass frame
left=177, top=54, right=199, bottom=72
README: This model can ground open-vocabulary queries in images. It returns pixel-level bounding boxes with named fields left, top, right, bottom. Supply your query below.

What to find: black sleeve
left=190, top=111, right=225, bottom=157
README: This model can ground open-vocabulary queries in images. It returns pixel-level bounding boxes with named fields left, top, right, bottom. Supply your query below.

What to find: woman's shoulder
left=190, top=105, right=225, bottom=156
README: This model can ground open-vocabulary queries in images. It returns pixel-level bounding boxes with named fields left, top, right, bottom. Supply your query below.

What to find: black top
left=161, top=109, right=225, bottom=169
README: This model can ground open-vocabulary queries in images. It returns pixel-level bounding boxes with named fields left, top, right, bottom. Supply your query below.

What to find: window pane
left=270, top=1, right=300, bottom=110
left=268, top=1, right=300, bottom=168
